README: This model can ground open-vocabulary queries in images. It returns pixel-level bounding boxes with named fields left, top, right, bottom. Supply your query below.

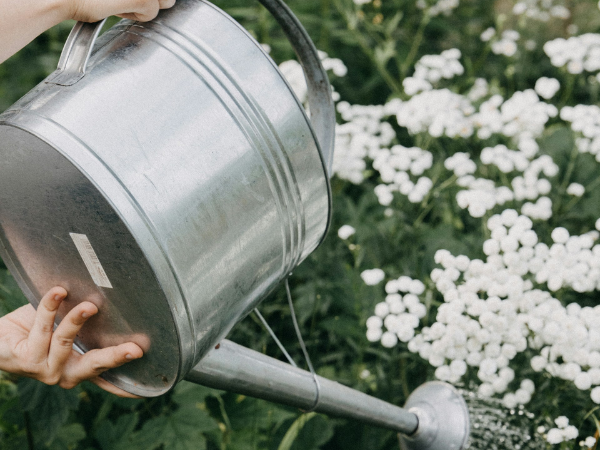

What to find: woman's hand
left=0, top=0, right=176, bottom=63
left=0, top=286, right=143, bottom=398
left=66, top=0, right=176, bottom=23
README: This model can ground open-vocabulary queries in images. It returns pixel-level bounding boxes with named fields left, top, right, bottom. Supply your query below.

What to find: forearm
left=0, top=0, right=69, bottom=63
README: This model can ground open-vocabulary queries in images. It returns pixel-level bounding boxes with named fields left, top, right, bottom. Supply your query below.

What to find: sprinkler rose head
left=399, top=382, right=470, bottom=450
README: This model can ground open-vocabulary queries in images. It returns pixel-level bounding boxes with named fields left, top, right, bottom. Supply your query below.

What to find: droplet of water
left=459, top=388, right=543, bottom=450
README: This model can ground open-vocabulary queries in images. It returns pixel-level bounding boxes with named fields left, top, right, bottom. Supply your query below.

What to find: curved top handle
left=45, top=19, right=107, bottom=87
left=258, top=0, right=335, bottom=176
left=45, top=0, right=335, bottom=176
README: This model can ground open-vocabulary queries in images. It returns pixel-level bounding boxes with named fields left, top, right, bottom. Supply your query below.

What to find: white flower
left=546, top=428, right=563, bottom=444
left=381, top=331, right=398, bottom=348
left=534, top=77, right=560, bottom=99
left=552, top=227, right=570, bottom=243
left=481, top=27, right=496, bottom=42
left=338, top=225, right=356, bottom=240
left=585, top=436, right=597, bottom=447
left=554, top=416, right=569, bottom=428
left=361, top=269, right=386, bottom=285
left=567, top=183, right=585, bottom=197
left=592, top=386, right=600, bottom=403
left=366, top=327, right=383, bottom=342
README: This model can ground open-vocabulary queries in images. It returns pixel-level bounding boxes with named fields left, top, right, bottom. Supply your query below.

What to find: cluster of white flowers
left=513, top=0, right=570, bottom=22
left=392, top=89, right=475, bottom=138
left=521, top=196, right=553, bottom=220
left=402, top=49, right=464, bottom=95
left=534, top=77, right=561, bottom=99
left=365, top=210, right=600, bottom=411
left=333, top=102, right=395, bottom=184
left=353, top=0, right=372, bottom=5
left=545, top=416, right=579, bottom=444
left=446, top=145, right=557, bottom=218
left=467, top=78, right=489, bottom=102
left=580, top=436, right=598, bottom=448
left=490, top=30, right=520, bottom=57
left=472, top=90, right=557, bottom=148
left=511, top=155, right=557, bottom=201
left=544, top=34, right=600, bottom=74
left=561, top=104, right=600, bottom=162
left=372, top=145, right=434, bottom=205
left=366, top=276, right=427, bottom=347
left=416, top=0, right=459, bottom=16
left=454, top=176, right=514, bottom=218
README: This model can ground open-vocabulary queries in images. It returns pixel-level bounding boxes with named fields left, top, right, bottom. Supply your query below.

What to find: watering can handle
left=47, top=0, right=336, bottom=176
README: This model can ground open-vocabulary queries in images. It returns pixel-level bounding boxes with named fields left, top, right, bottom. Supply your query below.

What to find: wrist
left=47, top=0, right=74, bottom=24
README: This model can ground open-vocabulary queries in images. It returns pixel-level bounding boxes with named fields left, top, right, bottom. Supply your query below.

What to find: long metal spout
left=185, top=339, right=470, bottom=450
left=185, top=339, right=419, bottom=434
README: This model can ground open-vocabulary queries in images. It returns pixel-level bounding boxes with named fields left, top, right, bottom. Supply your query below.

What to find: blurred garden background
left=3, top=0, right=600, bottom=448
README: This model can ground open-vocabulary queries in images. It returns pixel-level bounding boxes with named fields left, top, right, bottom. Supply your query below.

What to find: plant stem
left=24, top=411, right=34, bottom=450
left=400, top=13, right=431, bottom=78
left=554, top=145, right=579, bottom=215
left=331, top=0, right=403, bottom=95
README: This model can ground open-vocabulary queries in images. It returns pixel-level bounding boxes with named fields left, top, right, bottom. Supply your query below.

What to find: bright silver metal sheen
left=0, top=0, right=332, bottom=396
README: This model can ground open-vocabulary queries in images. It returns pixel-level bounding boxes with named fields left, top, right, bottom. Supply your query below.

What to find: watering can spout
left=186, top=340, right=470, bottom=450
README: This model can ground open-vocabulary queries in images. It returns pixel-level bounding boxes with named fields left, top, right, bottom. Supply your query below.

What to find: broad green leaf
left=47, top=423, right=86, bottom=450
left=131, top=404, right=218, bottom=450
left=289, top=414, right=334, bottom=450
left=95, top=413, right=139, bottom=450
left=172, top=381, right=218, bottom=407
left=319, top=316, right=364, bottom=340
left=17, top=378, right=80, bottom=444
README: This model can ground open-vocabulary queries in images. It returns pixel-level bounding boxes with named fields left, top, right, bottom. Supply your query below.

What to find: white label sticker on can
left=69, top=233, right=113, bottom=288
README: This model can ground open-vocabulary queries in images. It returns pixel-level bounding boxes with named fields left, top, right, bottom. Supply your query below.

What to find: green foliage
left=4, top=0, right=600, bottom=449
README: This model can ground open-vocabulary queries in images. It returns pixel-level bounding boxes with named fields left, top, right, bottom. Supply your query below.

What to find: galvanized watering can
left=0, top=0, right=334, bottom=396
left=0, top=1, right=470, bottom=448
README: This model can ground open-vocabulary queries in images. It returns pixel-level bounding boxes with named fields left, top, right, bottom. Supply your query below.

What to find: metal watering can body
left=0, top=0, right=334, bottom=397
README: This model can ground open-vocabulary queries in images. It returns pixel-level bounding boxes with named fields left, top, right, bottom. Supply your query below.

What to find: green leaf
left=319, top=316, right=364, bottom=340
left=384, top=12, right=403, bottom=36
left=172, top=381, right=218, bottom=407
left=47, top=423, right=86, bottom=450
left=289, top=414, right=334, bottom=450
left=0, top=269, right=28, bottom=316
left=277, top=413, right=316, bottom=450
left=131, top=404, right=218, bottom=450
left=95, top=413, right=139, bottom=450
left=17, top=378, right=80, bottom=444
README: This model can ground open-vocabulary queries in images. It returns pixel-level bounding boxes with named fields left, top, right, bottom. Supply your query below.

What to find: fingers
left=48, top=301, right=98, bottom=373
left=159, top=0, right=176, bottom=9
left=65, top=342, right=143, bottom=386
left=27, top=287, right=67, bottom=362
left=69, top=0, right=175, bottom=22
left=91, top=377, right=143, bottom=398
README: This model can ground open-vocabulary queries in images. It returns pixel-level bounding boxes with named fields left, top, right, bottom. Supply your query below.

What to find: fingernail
left=125, top=354, right=134, bottom=360
left=82, top=312, right=89, bottom=318
left=54, top=294, right=62, bottom=301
